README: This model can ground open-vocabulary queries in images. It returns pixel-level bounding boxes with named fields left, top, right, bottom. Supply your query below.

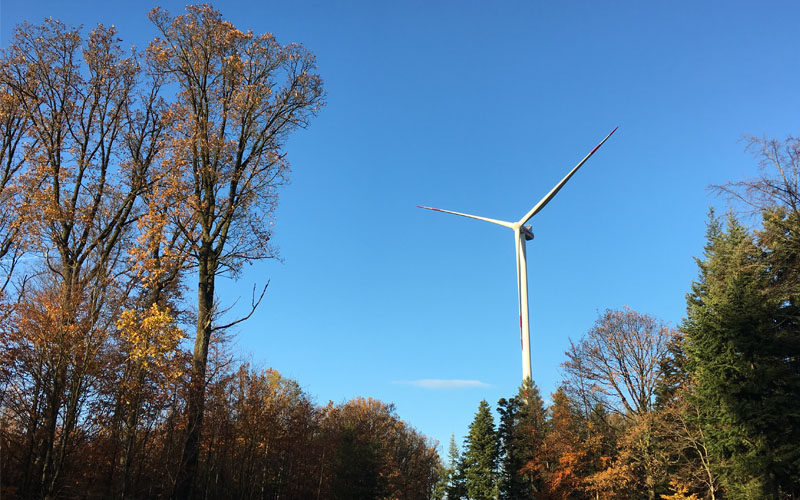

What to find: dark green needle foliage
left=498, top=378, right=548, bottom=499
left=461, top=400, right=499, bottom=500
left=683, top=211, right=800, bottom=499
left=497, top=395, right=522, bottom=499
left=441, top=434, right=467, bottom=500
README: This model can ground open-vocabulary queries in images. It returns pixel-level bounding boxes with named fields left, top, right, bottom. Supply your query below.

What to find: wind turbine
left=418, top=127, right=617, bottom=382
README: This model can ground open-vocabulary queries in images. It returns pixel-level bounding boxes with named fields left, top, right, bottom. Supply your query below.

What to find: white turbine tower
left=418, top=127, right=617, bottom=382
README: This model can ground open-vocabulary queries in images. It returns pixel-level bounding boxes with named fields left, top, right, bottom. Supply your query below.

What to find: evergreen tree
left=462, top=400, right=499, bottom=500
left=497, top=396, right=521, bottom=499
left=653, top=332, right=721, bottom=499
left=439, top=434, right=466, bottom=500
left=496, top=379, right=550, bottom=499
left=683, top=211, right=800, bottom=499
left=516, top=379, right=549, bottom=497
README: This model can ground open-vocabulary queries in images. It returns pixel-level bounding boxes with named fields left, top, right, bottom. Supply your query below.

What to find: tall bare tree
left=565, top=308, right=673, bottom=419
left=714, top=136, right=800, bottom=217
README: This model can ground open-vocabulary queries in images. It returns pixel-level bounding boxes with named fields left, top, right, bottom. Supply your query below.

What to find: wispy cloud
left=393, top=379, right=490, bottom=389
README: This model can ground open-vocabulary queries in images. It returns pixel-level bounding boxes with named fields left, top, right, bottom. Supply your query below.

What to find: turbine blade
left=417, top=205, right=514, bottom=228
left=518, top=126, right=618, bottom=225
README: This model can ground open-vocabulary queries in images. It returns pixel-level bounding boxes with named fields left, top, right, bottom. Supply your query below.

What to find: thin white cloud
left=394, top=379, right=490, bottom=389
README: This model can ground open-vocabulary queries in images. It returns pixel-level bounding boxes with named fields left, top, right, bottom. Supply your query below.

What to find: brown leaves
left=148, top=4, right=324, bottom=271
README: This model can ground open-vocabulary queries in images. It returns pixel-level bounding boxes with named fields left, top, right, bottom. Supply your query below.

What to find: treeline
left=3, top=360, right=439, bottom=499
left=436, top=138, right=800, bottom=500
left=0, top=5, right=440, bottom=500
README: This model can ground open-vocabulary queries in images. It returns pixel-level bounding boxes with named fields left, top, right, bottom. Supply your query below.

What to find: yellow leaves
left=125, top=160, right=189, bottom=288
left=661, top=481, right=702, bottom=500
left=117, top=303, right=184, bottom=364
left=584, top=459, right=634, bottom=496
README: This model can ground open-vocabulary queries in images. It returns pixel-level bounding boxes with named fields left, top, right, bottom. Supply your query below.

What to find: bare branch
left=211, top=280, right=268, bottom=333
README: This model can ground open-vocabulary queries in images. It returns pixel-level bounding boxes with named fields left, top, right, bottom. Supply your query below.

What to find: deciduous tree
left=0, top=70, right=30, bottom=294
left=0, top=18, right=164, bottom=498
left=541, top=387, right=586, bottom=500
left=564, top=308, right=675, bottom=500
left=145, top=6, right=325, bottom=496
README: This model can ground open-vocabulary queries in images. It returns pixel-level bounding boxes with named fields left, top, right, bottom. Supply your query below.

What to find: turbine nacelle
left=521, top=225, right=534, bottom=241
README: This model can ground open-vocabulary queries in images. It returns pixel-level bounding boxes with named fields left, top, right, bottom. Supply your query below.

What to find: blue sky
left=3, top=0, right=800, bottom=454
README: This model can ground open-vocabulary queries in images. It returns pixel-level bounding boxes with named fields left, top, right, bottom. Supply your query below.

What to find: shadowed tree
left=497, top=378, right=548, bottom=499
left=652, top=333, right=720, bottom=500
left=655, top=381, right=719, bottom=500
left=497, top=395, right=521, bottom=499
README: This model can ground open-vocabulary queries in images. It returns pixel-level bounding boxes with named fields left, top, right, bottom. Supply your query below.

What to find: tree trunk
left=175, top=248, right=215, bottom=499
left=117, top=367, right=146, bottom=500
